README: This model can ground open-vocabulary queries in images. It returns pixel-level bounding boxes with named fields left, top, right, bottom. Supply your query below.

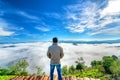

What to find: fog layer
left=0, top=42, right=120, bottom=74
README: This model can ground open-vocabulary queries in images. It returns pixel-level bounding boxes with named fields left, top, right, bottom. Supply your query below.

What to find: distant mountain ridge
left=0, top=39, right=120, bottom=44
left=60, top=39, right=120, bottom=44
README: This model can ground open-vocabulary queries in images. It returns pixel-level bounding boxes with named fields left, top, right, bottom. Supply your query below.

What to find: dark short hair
left=53, top=37, right=58, bottom=43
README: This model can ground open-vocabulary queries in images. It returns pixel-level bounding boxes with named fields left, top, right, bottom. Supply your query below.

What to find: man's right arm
left=47, top=48, right=51, bottom=59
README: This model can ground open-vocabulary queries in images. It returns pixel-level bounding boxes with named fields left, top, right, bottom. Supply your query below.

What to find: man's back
left=47, top=43, right=64, bottom=64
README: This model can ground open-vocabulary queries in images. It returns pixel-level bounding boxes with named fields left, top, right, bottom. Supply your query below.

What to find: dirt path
left=11, top=75, right=100, bottom=80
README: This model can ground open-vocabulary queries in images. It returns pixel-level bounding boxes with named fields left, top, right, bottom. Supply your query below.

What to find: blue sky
left=0, top=0, right=120, bottom=42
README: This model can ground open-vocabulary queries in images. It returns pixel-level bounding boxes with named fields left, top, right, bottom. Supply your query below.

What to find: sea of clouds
left=0, top=42, right=120, bottom=74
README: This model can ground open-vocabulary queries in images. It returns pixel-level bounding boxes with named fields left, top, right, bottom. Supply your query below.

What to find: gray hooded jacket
left=47, top=43, right=64, bottom=64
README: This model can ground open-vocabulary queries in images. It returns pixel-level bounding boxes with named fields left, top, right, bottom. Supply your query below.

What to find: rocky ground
left=11, top=75, right=100, bottom=80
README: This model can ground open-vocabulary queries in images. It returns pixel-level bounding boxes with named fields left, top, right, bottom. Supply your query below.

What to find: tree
left=62, top=65, right=68, bottom=76
left=76, top=63, right=84, bottom=72
left=9, top=59, right=29, bottom=75
left=17, top=59, right=29, bottom=71
left=91, top=60, right=105, bottom=73
left=9, top=65, right=21, bottom=75
left=112, top=55, right=118, bottom=60
left=68, top=65, right=75, bottom=74
left=0, top=67, right=10, bottom=75
left=110, top=59, right=120, bottom=79
left=36, top=66, right=43, bottom=75
left=103, top=56, right=114, bottom=74
left=75, top=57, right=85, bottom=64
left=91, top=60, right=102, bottom=67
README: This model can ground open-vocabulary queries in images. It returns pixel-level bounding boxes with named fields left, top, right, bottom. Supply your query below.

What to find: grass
left=0, top=76, right=15, bottom=80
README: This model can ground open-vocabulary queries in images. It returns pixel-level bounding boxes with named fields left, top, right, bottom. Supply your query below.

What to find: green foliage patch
left=0, top=55, right=120, bottom=80
left=0, top=76, right=15, bottom=80
left=62, top=55, right=120, bottom=79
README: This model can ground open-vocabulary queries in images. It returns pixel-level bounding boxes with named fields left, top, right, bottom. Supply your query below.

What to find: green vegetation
left=0, top=76, right=15, bottom=80
left=110, top=59, right=120, bottom=79
left=36, top=66, right=43, bottom=75
left=62, top=55, right=120, bottom=80
left=62, top=65, right=68, bottom=76
left=0, top=55, right=120, bottom=80
left=0, top=59, right=43, bottom=80
left=8, top=59, right=29, bottom=75
left=0, top=59, right=30, bottom=76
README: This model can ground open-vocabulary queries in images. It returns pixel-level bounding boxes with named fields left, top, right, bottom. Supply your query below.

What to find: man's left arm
left=60, top=47, right=64, bottom=58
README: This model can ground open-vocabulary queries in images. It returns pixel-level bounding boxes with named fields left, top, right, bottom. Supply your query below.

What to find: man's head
left=53, top=37, right=58, bottom=43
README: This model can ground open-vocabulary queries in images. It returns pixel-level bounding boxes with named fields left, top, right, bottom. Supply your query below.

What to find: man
left=47, top=37, right=64, bottom=80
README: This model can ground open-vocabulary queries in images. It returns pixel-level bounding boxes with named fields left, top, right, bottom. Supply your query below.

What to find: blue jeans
left=50, top=64, right=62, bottom=80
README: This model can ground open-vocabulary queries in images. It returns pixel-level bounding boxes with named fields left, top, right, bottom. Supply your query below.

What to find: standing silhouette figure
left=47, top=37, right=64, bottom=80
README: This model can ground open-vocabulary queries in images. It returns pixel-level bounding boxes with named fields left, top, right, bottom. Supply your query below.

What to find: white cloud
left=0, top=20, right=14, bottom=36
left=90, top=16, right=120, bottom=36
left=98, top=16, right=113, bottom=27
left=67, top=24, right=85, bottom=33
left=18, top=11, right=39, bottom=20
left=0, top=28, right=14, bottom=36
left=0, top=42, right=120, bottom=74
left=90, top=26, right=120, bottom=36
left=100, top=0, right=120, bottom=16
left=65, top=1, right=100, bottom=33
left=65, top=0, right=120, bottom=36
left=36, top=26, right=50, bottom=32
left=0, top=18, right=25, bottom=37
